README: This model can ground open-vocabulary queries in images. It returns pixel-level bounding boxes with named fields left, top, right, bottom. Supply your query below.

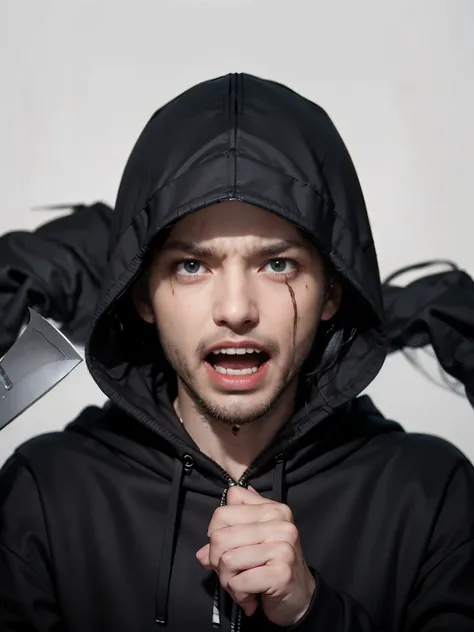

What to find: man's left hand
left=196, top=485, right=316, bottom=627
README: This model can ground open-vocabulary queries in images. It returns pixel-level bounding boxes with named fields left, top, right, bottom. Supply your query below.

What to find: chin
left=180, top=365, right=293, bottom=422
left=197, top=389, right=281, bottom=426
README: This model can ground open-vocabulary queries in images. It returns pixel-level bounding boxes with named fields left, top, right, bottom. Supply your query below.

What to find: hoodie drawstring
left=272, top=453, right=285, bottom=503
left=154, top=453, right=286, bottom=629
left=155, top=454, right=193, bottom=625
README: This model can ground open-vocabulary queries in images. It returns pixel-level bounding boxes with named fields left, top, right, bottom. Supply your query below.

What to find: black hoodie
left=1, top=73, right=473, bottom=632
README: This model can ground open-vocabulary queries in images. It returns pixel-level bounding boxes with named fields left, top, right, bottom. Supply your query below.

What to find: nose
left=212, top=269, right=259, bottom=332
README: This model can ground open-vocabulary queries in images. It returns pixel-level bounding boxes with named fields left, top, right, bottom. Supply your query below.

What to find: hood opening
left=90, top=220, right=382, bottom=443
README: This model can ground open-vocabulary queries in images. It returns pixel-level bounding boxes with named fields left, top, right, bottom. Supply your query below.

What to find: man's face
left=137, top=201, right=339, bottom=426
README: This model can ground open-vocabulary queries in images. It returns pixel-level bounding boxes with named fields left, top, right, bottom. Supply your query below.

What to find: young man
left=1, top=73, right=473, bottom=631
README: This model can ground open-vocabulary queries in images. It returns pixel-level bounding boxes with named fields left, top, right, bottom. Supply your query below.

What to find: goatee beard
left=163, top=347, right=294, bottom=428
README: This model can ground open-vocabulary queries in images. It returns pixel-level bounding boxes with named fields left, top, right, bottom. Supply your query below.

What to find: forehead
left=168, top=201, right=305, bottom=244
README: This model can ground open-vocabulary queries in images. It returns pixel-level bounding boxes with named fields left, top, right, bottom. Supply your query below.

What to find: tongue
left=210, top=354, right=261, bottom=370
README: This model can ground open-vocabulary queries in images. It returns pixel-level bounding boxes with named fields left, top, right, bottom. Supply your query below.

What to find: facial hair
left=157, top=278, right=310, bottom=426
left=158, top=334, right=300, bottom=427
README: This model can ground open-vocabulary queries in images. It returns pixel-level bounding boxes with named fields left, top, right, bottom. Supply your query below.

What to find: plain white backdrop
left=1, top=0, right=473, bottom=466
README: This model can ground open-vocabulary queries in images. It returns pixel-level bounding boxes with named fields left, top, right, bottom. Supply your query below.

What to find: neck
left=174, top=383, right=297, bottom=481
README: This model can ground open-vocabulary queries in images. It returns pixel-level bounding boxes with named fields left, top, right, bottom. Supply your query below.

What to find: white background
left=1, top=0, right=473, bottom=466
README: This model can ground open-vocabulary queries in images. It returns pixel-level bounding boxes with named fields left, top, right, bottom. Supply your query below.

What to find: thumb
left=245, top=485, right=273, bottom=504
left=227, top=485, right=272, bottom=505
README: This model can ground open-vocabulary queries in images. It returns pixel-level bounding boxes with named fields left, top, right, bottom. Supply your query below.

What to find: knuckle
left=277, top=540, right=296, bottom=562
left=210, top=527, right=226, bottom=547
left=226, top=485, right=240, bottom=502
left=281, top=504, right=294, bottom=523
left=220, top=550, right=235, bottom=570
left=269, top=506, right=282, bottom=520
left=227, top=574, right=241, bottom=592
left=282, top=521, right=299, bottom=544
left=278, top=562, right=293, bottom=586
left=214, top=506, right=226, bottom=523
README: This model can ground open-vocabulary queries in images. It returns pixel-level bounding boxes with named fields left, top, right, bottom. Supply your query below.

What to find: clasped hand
left=196, top=485, right=316, bottom=627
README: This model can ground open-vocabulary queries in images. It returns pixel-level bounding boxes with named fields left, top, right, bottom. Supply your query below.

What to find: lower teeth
left=213, top=366, right=259, bottom=375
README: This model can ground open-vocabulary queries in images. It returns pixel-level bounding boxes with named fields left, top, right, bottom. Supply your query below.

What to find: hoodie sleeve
left=0, top=454, right=65, bottom=631
left=0, top=202, right=112, bottom=357
left=382, top=266, right=474, bottom=410
left=291, top=460, right=474, bottom=631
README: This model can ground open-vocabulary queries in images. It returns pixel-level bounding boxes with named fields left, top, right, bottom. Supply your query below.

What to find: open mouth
left=205, top=348, right=270, bottom=376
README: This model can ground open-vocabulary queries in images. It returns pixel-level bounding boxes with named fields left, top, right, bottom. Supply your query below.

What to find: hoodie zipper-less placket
left=214, top=450, right=286, bottom=632
left=212, top=469, right=250, bottom=632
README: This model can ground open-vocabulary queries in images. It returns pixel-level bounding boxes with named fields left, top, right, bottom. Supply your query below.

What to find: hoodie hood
left=85, top=73, right=387, bottom=470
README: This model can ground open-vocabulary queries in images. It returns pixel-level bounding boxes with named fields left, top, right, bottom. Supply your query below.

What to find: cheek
left=151, top=286, right=179, bottom=341
left=288, top=282, right=325, bottom=347
left=263, top=284, right=321, bottom=343
left=152, top=285, right=205, bottom=351
left=296, top=290, right=323, bottom=340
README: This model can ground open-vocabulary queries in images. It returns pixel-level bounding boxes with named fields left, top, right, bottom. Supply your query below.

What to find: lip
left=204, top=359, right=270, bottom=391
left=204, top=341, right=270, bottom=358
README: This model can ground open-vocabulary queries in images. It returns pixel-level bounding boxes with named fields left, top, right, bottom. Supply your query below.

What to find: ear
left=320, top=277, right=342, bottom=322
left=132, top=280, right=155, bottom=324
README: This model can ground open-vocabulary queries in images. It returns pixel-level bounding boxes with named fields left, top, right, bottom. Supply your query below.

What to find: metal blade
left=0, top=309, right=83, bottom=431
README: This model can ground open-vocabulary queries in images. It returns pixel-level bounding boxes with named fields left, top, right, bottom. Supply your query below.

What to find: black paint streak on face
left=284, top=277, right=298, bottom=349
left=169, top=273, right=175, bottom=296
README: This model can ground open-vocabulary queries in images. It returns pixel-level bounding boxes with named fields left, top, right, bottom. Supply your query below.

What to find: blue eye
left=265, top=259, right=296, bottom=274
left=176, top=260, right=203, bottom=275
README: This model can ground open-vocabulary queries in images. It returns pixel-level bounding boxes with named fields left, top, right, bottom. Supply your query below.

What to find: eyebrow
left=161, top=238, right=307, bottom=259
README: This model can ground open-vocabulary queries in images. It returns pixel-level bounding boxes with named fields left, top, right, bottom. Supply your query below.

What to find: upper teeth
left=212, top=348, right=260, bottom=355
